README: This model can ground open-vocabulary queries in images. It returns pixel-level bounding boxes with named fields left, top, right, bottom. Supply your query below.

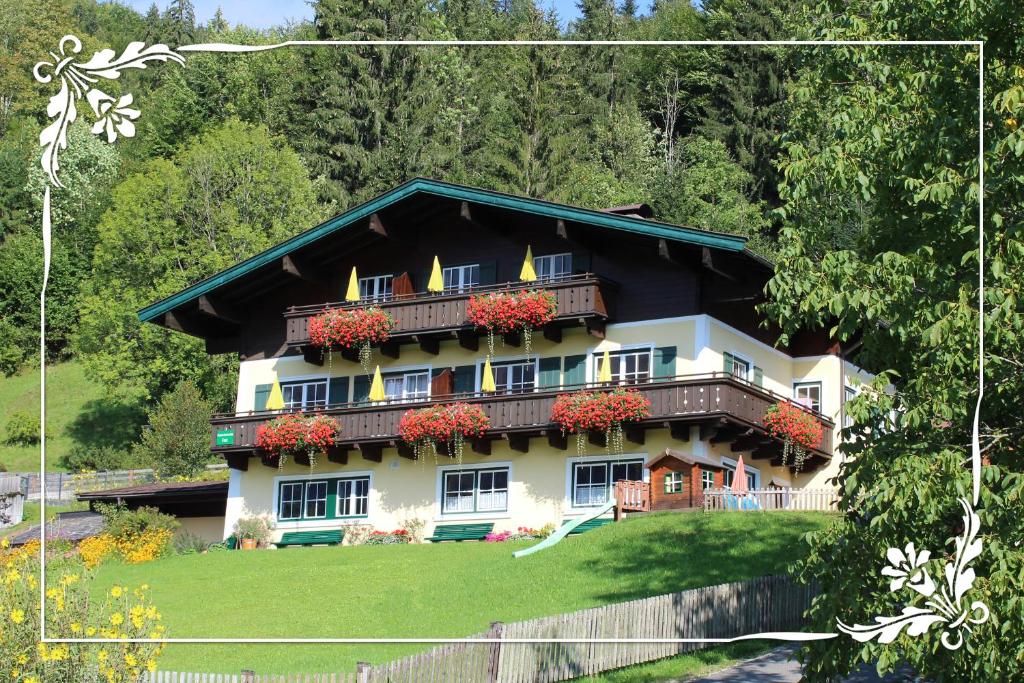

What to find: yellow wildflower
left=9, top=609, right=24, bottom=624
left=109, top=613, right=124, bottom=626
left=110, top=586, right=124, bottom=598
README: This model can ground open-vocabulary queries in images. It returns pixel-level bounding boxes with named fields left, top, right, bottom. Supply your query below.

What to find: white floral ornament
left=34, top=35, right=184, bottom=187
left=838, top=498, right=990, bottom=650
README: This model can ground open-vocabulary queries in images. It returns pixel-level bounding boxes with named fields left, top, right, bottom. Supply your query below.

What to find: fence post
left=356, top=661, right=370, bottom=683
left=486, top=620, right=503, bottom=682
left=241, top=669, right=254, bottom=683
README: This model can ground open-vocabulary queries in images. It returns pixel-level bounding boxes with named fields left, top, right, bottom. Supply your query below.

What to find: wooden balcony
left=211, top=373, right=834, bottom=471
left=283, top=274, right=616, bottom=363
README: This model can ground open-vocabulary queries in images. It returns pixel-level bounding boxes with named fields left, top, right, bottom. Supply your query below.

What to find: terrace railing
left=703, top=487, right=839, bottom=512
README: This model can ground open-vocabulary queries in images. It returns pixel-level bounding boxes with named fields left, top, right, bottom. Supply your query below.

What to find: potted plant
left=762, top=401, right=824, bottom=471
left=307, top=306, right=395, bottom=374
left=233, top=516, right=271, bottom=550
left=467, top=289, right=557, bottom=354
left=398, top=403, right=490, bottom=461
left=255, top=413, right=339, bottom=469
left=550, top=388, right=651, bottom=454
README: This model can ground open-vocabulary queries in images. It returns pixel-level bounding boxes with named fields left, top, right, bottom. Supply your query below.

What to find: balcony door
left=490, top=360, right=536, bottom=394
left=594, top=349, right=652, bottom=386
left=359, top=274, right=393, bottom=303
left=443, top=264, right=480, bottom=293
left=281, top=380, right=328, bottom=410
left=383, top=371, right=430, bottom=402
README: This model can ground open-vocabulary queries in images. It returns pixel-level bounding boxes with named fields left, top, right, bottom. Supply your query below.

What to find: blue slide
left=513, top=498, right=616, bottom=558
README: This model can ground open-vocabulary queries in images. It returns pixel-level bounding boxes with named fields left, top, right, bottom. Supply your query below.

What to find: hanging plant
left=763, top=402, right=824, bottom=472
left=255, top=413, right=339, bottom=470
left=308, top=306, right=395, bottom=375
left=550, top=388, right=651, bottom=454
left=398, top=403, right=490, bottom=462
left=467, top=289, right=557, bottom=355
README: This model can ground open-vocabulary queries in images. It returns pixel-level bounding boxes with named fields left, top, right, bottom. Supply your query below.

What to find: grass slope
left=0, top=361, right=142, bottom=472
left=91, top=511, right=832, bottom=674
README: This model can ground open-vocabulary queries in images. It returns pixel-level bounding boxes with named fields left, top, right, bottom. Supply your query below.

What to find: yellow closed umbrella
left=598, top=349, right=613, bottom=383
left=368, top=365, right=386, bottom=402
left=519, top=244, right=537, bottom=282
left=345, top=267, right=361, bottom=302
left=266, top=377, right=285, bottom=410
left=481, top=356, right=496, bottom=393
left=427, top=256, right=444, bottom=293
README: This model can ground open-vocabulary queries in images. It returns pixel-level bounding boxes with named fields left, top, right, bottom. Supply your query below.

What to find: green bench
left=565, top=517, right=614, bottom=535
left=275, top=529, right=345, bottom=548
left=426, top=523, right=494, bottom=542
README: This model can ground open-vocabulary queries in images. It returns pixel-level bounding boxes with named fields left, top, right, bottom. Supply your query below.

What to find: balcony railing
left=211, top=373, right=834, bottom=468
left=283, top=274, right=616, bottom=359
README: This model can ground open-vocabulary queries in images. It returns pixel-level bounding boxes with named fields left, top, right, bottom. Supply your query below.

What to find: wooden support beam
left=457, top=330, right=479, bottom=352
left=356, top=443, right=383, bottom=462
left=416, top=336, right=440, bottom=355
left=205, top=336, right=240, bottom=355
left=197, top=295, right=244, bottom=325
left=547, top=431, right=568, bottom=451
left=586, top=319, right=606, bottom=339
left=732, top=431, right=770, bottom=453
left=504, top=434, right=530, bottom=453
left=658, top=238, right=675, bottom=263
left=471, top=438, right=491, bottom=456
left=368, top=213, right=388, bottom=237
left=327, top=447, right=349, bottom=465
left=163, top=310, right=206, bottom=337
left=701, top=247, right=739, bottom=283
left=624, top=425, right=646, bottom=445
left=225, top=453, right=249, bottom=471
left=751, top=445, right=779, bottom=460
left=282, top=254, right=323, bottom=282
left=542, top=325, right=562, bottom=343
left=395, top=442, right=416, bottom=460
left=710, top=428, right=740, bottom=445
left=556, top=218, right=568, bottom=240
left=379, top=340, right=400, bottom=360
left=699, top=418, right=729, bottom=442
left=460, top=201, right=473, bottom=222
left=667, top=422, right=690, bottom=442
left=302, top=346, right=324, bottom=366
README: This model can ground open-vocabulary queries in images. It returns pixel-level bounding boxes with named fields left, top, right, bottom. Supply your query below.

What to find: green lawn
left=0, top=361, right=143, bottom=472
left=88, top=511, right=832, bottom=674
left=576, top=640, right=775, bottom=682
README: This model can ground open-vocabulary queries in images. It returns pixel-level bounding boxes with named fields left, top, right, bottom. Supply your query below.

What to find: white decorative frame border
left=34, top=37, right=989, bottom=650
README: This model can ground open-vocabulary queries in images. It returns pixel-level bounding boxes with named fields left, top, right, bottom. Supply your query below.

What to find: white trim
left=563, top=452, right=649, bottom=513
left=694, top=315, right=710, bottom=364
left=434, top=460, right=514, bottom=520
left=721, top=456, right=761, bottom=489
left=270, top=469, right=375, bottom=530
left=708, top=316, right=796, bottom=362
left=792, top=379, right=824, bottom=412
left=606, top=315, right=703, bottom=330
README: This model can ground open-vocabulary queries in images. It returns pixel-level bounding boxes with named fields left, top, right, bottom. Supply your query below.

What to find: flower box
left=398, top=403, right=490, bottom=461
left=763, top=402, right=824, bottom=470
left=467, top=289, right=558, bottom=354
left=255, top=413, right=339, bottom=468
left=307, top=306, right=395, bottom=372
left=550, top=388, right=651, bottom=453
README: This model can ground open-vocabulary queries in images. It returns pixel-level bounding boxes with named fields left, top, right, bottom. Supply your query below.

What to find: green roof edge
left=138, top=178, right=748, bottom=323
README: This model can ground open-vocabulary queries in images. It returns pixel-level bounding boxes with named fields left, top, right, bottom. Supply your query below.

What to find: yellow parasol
left=368, top=365, right=386, bottom=402
left=345, top=267, right=360, bottom=302
left=266, top=377, right=285, bottom=410
left=427, top=256, right=444, bottom=293
left=519, top=245, right=537, bottom=282
left=597, top=349, right=613, bottom=383
left=481, top=356, right=496, bottom=393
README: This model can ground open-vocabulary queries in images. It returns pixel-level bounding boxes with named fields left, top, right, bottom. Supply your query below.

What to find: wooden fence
left=16, top=464, right=228, bottom=501
left=145, top=575, right=814, bottom=683
left=702, top=487, right=838, bottom=512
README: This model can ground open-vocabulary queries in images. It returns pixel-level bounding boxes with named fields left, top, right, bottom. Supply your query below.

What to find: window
left=723, top=352, right=751, bottom=381
left=490, top=360, right=536, bottom=394
left=279, top=482, right=303, bottom=520
left=572, top=459, right=644, bottom=507
left=664, top=471, right=685, bottom=494
left=442, top=264, right=480, bottom=293
left=723, top=465, right=758, bottom=491
left=794, top=382, right=823, bottom=413
left=844, top=385, right=858, bottom=428
left=281, top=380, right=328, bottom=410
left=337, top=477, right=369, bottom=517
left=358, top=275, right=393, bottom=303
left=441, top=467, right=509, bottom=514
left=701, top=470, right=715, bottom=490
left=595, top=349, right=651, bottom=385
left=534, top=253, right=572, bottom=281
left=383, top=371, right=430, bottom=402
left=304, top=481, right=328, bottom=519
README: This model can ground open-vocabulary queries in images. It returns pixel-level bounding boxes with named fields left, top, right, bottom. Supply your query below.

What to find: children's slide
left=513, top=498, right=616, bottom=558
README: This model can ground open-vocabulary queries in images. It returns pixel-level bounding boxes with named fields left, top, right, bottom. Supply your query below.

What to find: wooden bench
left=426, top=523, right=494, bottom=542
left=275, top=529, right=345, bottom=548
left=565, top=517, right=614, bottom=535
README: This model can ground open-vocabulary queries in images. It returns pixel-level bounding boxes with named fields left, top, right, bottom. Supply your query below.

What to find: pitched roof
left=138, top=178, right=749, bottom=323
left=644, top=449, right=725, bottom=471
left=77, top=479, right=228, bottom=502
left=9, top=511, right=105, bottom=546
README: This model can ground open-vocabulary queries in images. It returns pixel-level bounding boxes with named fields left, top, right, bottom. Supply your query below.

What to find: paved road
left=687, top=645, right=914, bottom=683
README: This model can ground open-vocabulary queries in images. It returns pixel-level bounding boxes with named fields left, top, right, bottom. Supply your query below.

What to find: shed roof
left=645, top=449, right=725, bottom=471
left=77, top=479, right=228, bottom=502
left=9, top=511, right=105, bottom=546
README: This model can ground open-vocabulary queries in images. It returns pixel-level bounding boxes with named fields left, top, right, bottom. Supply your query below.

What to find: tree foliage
left=134, top=379, right=214, bottom=478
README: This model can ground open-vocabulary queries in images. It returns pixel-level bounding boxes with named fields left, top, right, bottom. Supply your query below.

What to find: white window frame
left=304, top=480, right=329, bottom=519
left=278, top=482, right=304, bottom=521
left=564, top=453, right=649, bottom=512
left=336, top=476, right=370, bottom=518
left=723, top=351, right=754, bottom=382
left=383, top=369, right=431, bottom=403
left=442, top=263, right=481, bottom=293
left=721, top=456, right=760, bottom=490
left=588, top=344, right=655, bottom=386
left=793, top=380, right=823, bottom=413
left=664, top=470, right=685, bottom=494
left=701, top=469, right=715, bottom=490
left=281, top=379, right=329, bottom=410
left=358, top=274, right=393, bottom=303
left=435, top=461, right=513, bottom=520
left=844, top=384, right=859, bottom=428
left=533, top=252, right=573, bottom=281
left=271, top=470, right=375, bottom=529
left=479, top=356, right=539, bottom=395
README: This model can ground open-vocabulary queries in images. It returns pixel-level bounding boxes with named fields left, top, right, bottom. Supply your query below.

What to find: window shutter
left=452, top=365, right=476, bottom=394
left=254, top=384, right=271, bottom=411
left=538, top=357, right=562, bottom=389
left=571, top=250, right=591, bottom=274
left=563, top=354, right=586, bottom=387
left=328, top=377, right=349, bottom=405
left=352, top=375, right=370, bottom=404
left=392, top=271, right=415, bottom=298
left=478, top=260, right=498, bottom=286
left=723, top=353, right=734, bottom=375
left=753, top=366, right=763, bottom=387
left=653, top=346, right=677, bottom=379
left=431, top=368, right=454, bottom=397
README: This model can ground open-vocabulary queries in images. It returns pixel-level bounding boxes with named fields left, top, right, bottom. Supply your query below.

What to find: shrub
left=400, top=517, right=427, bottom=544
left=97, top=504, right=179, bottom=540
left=233, top=516, right=272, bottom=546
left=84, top=504, right=178, bottom=565
left=60, top=445, right=138, bottom=473
left=134, top=379, right=215, bottom=478
left=5, top=410, right=40, bottom=445
left=173, top=530, right=212, bottom=555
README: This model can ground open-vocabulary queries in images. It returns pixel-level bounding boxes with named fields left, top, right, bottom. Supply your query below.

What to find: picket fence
left=145, top=575, right=814, bottom=683
left=703, top=487, right=838, bottom=512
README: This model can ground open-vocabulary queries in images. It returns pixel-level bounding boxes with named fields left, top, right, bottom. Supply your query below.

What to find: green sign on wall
left=215, top=429, right=235, bottom=447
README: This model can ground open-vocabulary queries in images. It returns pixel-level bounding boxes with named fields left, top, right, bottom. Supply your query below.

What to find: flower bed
left=763, top=401, right=824, bottom=471
left=485, top=526, right=548, bottom=542
left=551, top=388, right=651, bottom=453
left=307, top=306, right=395, bottom=373
left=255, top=413, right=339, bottom=469
left=467, top=289, right=558, bottom=354
left=399, top=403, right=490, bottom=461
left=363, top=529, right=411, bottom=546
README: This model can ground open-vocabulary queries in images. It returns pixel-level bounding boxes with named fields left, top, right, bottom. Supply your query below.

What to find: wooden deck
left=211, top=373, right=834, bottom=470
left=283, top=274, right=616, bottom=363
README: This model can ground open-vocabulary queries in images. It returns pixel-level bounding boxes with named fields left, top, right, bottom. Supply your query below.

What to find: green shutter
left=254, top=384, right=271, bottom=411
left=571, top=250, right=591, bottom=274
left=723, top=353, right=734, bottom=375
left=653, top=346, right=677, bottom=379
left=329, top=377, right=350, bottom=405
left=352, top=375, right=370, bottom=404
left=563, top=354, right=586, bottom=387
left=478, top=260, right=498, bottom=286
left=538, top=357, right=562, bottom=389
left=452, top=365, right=476, bottom=394
left=753, top=366, right=763, bottom=387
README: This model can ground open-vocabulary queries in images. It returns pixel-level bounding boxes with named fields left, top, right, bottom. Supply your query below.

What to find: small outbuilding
left=1, top=474, right=27, bottom=529
left=644, top=449, right=726, bottom=511
left=78, top=479, right=228, bottom=543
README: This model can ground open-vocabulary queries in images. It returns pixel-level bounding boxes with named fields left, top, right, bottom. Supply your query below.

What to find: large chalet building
left=140, top=179, right=867, bottom=542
